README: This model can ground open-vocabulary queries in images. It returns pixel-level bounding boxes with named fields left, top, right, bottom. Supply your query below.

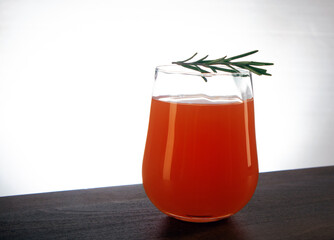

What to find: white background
left=1, top=0, right=334, bottom=196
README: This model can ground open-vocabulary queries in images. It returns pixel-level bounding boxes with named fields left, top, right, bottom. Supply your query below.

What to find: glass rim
left=156, top=65, right=251, bottom=77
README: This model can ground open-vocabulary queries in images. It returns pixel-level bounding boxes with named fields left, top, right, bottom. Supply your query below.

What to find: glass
left=142, top=65, right=259, bottom=223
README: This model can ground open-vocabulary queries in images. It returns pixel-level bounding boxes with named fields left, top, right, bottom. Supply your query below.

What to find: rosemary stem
left=172, top=51, right=273, bottom=80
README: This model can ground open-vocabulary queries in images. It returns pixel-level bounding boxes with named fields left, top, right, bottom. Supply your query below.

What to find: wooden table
left=1, top=166, right=333, bottom=240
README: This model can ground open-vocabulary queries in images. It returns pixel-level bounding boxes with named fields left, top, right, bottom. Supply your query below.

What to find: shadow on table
left=157, top=216, right=248, bottom=239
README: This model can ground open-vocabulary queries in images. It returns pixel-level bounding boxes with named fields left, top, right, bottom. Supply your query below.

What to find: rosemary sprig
left=172, top=50, right=273, bottom=82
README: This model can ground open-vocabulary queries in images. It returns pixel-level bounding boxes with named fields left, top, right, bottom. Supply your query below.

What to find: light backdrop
left=1, top=0, right=334, bottom=196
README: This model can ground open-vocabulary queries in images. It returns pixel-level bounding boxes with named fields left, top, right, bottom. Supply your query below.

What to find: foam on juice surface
left=154, top=94, right=243, bottom=104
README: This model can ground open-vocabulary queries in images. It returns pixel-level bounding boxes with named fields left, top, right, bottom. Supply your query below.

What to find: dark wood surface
left=0, top=166, right=334, bottom=240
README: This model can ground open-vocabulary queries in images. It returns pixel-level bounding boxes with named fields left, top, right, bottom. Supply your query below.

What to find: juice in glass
left=142, top=94, right=258, bottom=222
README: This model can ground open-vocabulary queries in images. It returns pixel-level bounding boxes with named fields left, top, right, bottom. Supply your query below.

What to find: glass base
left=163, top=211, right=232, bottom=223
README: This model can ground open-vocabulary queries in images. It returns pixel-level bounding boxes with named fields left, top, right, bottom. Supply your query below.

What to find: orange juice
left=142, top=95, right=258, bottom=222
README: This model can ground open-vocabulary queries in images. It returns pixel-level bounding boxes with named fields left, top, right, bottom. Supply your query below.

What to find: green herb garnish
left=172, top=50, right=273, bottom=82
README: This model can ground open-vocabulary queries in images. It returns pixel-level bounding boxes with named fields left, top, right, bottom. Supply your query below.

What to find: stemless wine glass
left=142, top=65, right=258, bottom=223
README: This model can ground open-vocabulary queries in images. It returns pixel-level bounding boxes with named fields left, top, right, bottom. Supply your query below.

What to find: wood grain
left=1, top=166, right=334, bottom=240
